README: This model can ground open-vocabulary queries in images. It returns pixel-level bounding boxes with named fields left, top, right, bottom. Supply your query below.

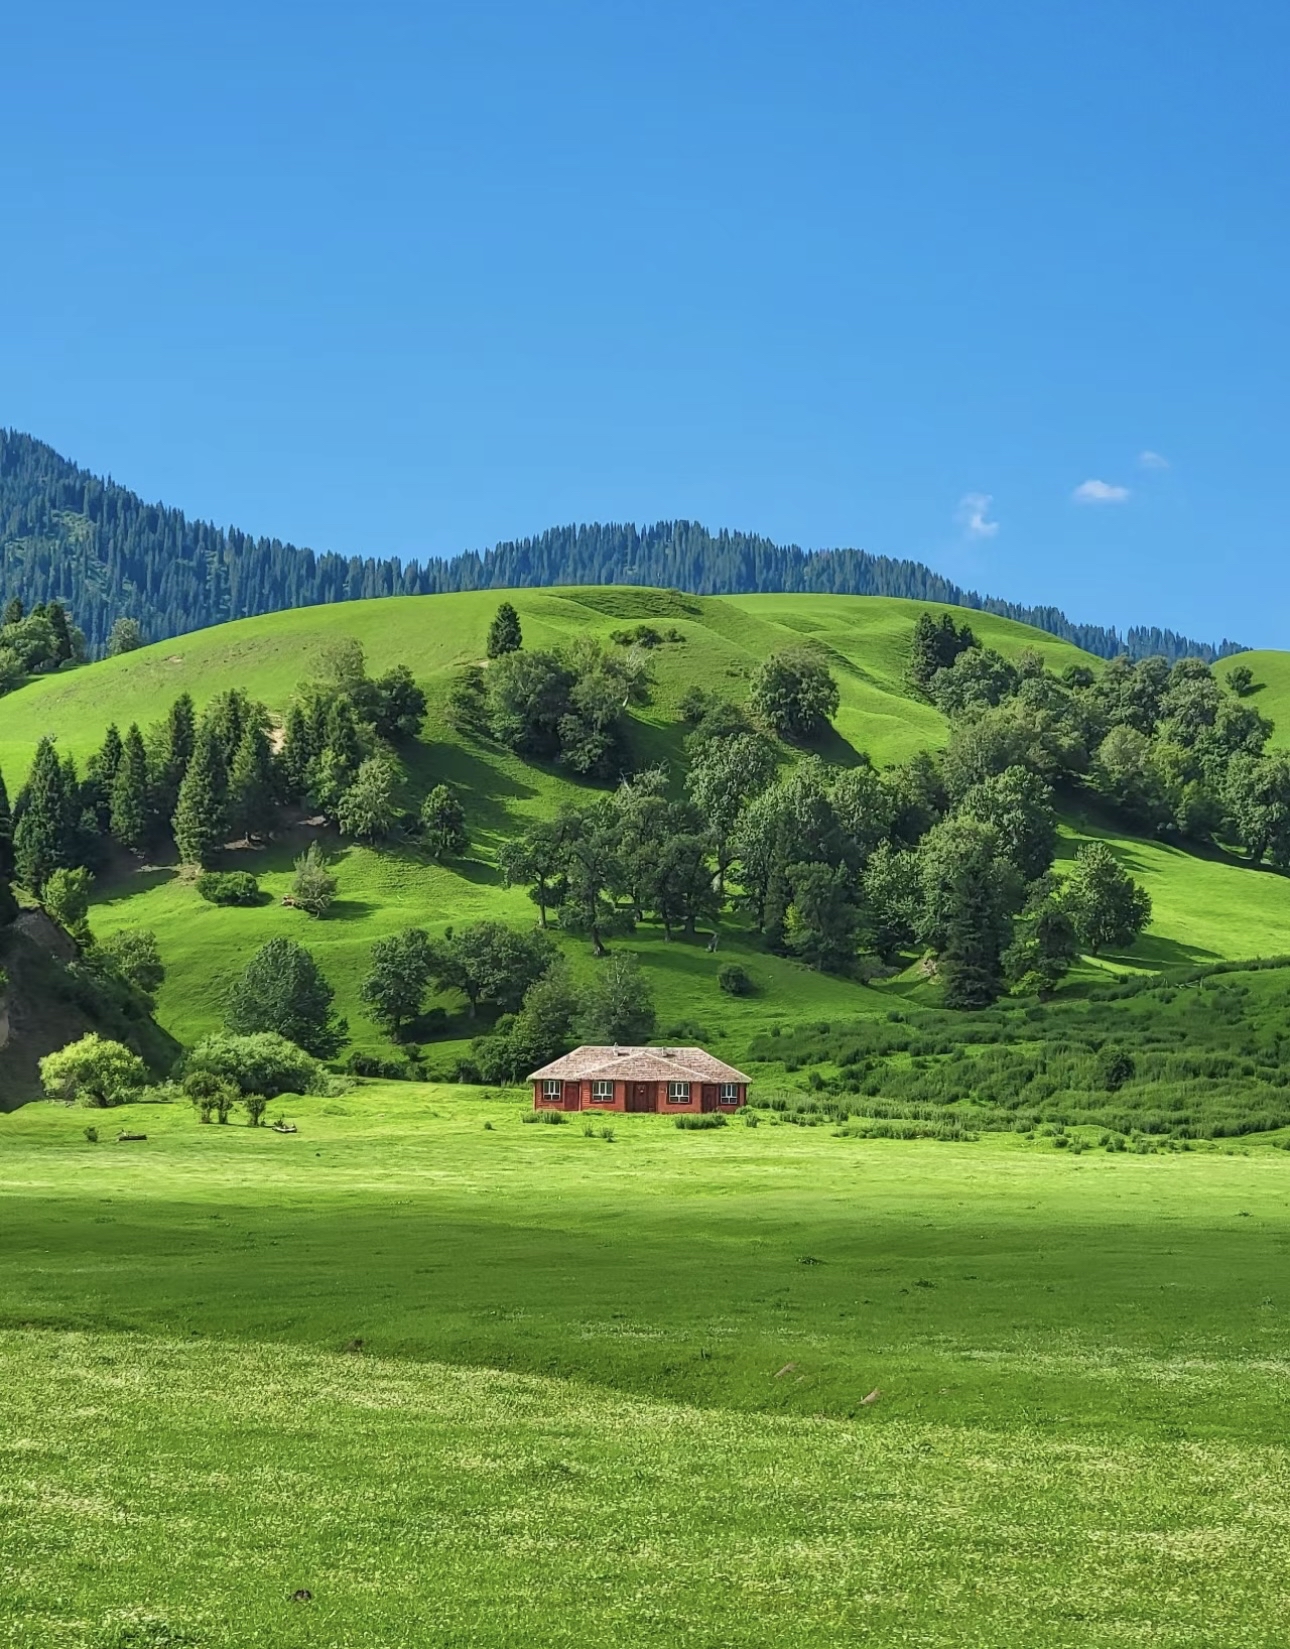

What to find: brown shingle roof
left=527, top=1045, right=750, bottom=1085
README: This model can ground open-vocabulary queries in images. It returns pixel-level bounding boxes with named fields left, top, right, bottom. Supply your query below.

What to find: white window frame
left=591, top=1080, right=614, bottom=1101
left=667, top=1081, right=691, bottom=1102
left=543, top=1079, right=561, bottom=1098
left=719, top=1083, right=739, bottom=1103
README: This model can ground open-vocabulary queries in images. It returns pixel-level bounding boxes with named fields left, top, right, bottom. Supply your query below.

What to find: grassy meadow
left=6, top=586, right=1290, bottom=1063
left=3, top=1086, right=1290, bottom=1646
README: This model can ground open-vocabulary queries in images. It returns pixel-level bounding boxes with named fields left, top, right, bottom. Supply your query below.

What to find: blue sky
left=2, top=1, right=1286, bottom=645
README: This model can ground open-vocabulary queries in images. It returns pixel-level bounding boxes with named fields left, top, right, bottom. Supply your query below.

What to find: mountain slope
left=2, top=587, right=1287, bottom=1067
left=1, top=428, right=1244, bottom=661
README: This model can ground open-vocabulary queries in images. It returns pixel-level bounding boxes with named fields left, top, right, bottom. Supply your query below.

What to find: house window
left=667, top=1081, right=691, bottom=1102
left=719, top=1083, right=739, bottom=1103
left=543, top=1080, right=561, bottom=1099
left=592, top=1080, right=614, bottom=1101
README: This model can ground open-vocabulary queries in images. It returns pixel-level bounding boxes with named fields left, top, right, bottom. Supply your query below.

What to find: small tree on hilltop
left=486, top=601, right=523, bottom=659
left=361, top=927, right=436, bottom=1038
left=40, top=1034, right=149, bottom=1107
left=224, top=937, right=348, bottom=1058
left=748, top=649, right=840, bottom=743
left=1060, top=842, right=1152, bottom=957
left=291, top=841, right=338, bottom=917
left=578, top=951, right=656, bottom=1045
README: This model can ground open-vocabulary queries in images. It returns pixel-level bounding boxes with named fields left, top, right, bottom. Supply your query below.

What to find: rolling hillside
left=4, top=587, right=1290, bottom=1073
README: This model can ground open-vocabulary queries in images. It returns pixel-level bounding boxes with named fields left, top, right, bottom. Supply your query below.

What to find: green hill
left=3, top=586, right=1290, bottom=1082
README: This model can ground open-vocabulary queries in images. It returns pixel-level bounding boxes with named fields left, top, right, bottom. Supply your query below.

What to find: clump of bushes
left=196, top=870, right=262, bottom=907
left=522, top=1110, right=567, bottom=1125
left=184, top=1031, right=331, bottom=1098
left=717, top=962, right=754, bottom=997
left=675, top=1112, right=727, bottom=1130
left=344, top=1049, right=425, bottom=1080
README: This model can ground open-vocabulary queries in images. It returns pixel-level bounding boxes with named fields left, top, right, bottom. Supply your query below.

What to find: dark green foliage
left=748, top=649, right=840, bottom=741
left=1061, top=842, right=1152, bottom=956
left=1224, top=753, right=1290, bottom=867
left=13, top=736, right=72, bottom=892
left=957, top=767, right=1057, bottom=882
left=1003, top=876, right=1079, bottom=996
left=859, top=841, right=918, bottom=960
left=98, top=930, right=165, bottom=998
left=172, top=726, right=227, bottom=868
left=578, top=951, right=656, bottom=1044
left=361, top=928, right=436, bottom=1037
left=223, top=939, right=347, bottom=1059
left=227, top=723, right=277, bottom=844
left=109, top=725, right=151, bottom=854
left=1226, top=663, right=1256, bottom=697
left=785, top=861, right=861, bottom=973
left=717, top=962, right=754, bottom=996
left=498, top=810, right=581, bottom=927
left=907, top=612, right=977, bottom=697
left=0, top=765, right=13, bottom=885
left=0, top=431, right=1246, bottom=658
left=470, top=960, right=578, bottom=1084
left=917, top=818, right=1024, bottom=1008
left=675, top=1112, right=728, bottom=1130
left=195, top=870, right=262, bottom=907
left=485, top=601, right=522, bottom=658
left=429, top=921, right=556, bottom=1018
left=419, top=785, right=468, bottom=860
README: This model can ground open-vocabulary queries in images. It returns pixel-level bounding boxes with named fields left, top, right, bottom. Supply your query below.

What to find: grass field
left=3, top=1086, right=1289, bottom=1646
left=5, top=587, right=1290, bottom=1066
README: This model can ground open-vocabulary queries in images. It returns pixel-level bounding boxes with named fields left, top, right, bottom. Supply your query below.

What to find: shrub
left=196, top=870, right=262, bottom=907
left=40, top=1034, right=149, bottom=1108
left=675, top=1112, right=728, bottom=1130
left=522, top=1109, right=567, bottom=1125
left=186, top=1032, right=326, bottom=1098
left=717, top=962, right=754, bottom=997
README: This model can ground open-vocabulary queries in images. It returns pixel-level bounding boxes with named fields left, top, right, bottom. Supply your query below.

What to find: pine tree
left=0, top=765, right=14, bottom=884
left=110, top=724, right=152, bottom=854
left=46, top=600, right=74, bottom=663
left=227, top=723, right=277, bottom=843
left=154, top=693, right=196, bottom=822
left=173, top=726, right=228, bottom=867
left=486, top=601, right=523, bottom=658
left=13, top=737, right=70, bottom=892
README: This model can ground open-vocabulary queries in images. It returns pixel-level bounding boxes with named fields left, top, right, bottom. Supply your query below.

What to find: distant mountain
left=0, top=428, right=1245, bottom=663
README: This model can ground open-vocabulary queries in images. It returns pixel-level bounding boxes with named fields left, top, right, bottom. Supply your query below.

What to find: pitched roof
left=527, top=1045, right=750, bottom=1085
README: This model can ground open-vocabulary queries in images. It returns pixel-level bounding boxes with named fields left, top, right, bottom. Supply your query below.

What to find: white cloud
left=956, top=491, right=999, bottom=539
left=1072, top=478, right=1131, bottom=504
left=1138, top=449, right=1170, bottom=470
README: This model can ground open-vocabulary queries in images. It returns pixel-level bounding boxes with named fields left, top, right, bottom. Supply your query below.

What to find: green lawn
left=2, top=1088, right=1289, bottom=1645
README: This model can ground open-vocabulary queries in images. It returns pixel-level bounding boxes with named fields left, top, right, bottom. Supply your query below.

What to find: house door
left=563, top=1082, right=582, bottom=1111
left=700, top=1084, right=718, bottom=1112
left=627, top=1083, right=654, bottom=1113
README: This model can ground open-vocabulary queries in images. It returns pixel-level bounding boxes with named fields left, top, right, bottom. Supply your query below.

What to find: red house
left=528, top=1046, right=751, bottom=1114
